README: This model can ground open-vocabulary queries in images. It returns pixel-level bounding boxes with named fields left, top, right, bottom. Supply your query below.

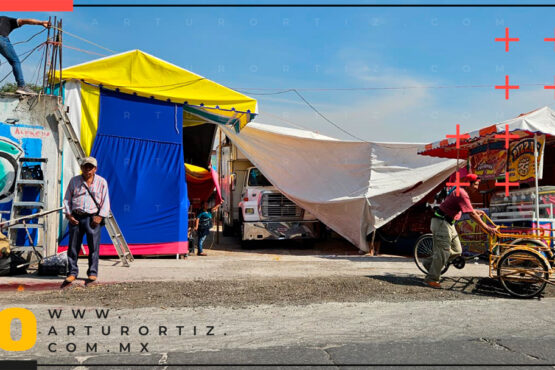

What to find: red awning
left=418, top=107, right=555, bottom=159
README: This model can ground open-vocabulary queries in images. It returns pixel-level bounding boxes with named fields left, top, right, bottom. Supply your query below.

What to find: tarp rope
left=51, top=25, right=116, bottom=54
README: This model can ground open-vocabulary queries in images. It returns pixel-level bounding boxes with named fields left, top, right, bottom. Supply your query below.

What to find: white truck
left=220, top=141, right=320, bottom=244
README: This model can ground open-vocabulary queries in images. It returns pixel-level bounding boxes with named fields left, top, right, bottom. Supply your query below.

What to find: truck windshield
left=248, top=168, right=272, bottom=186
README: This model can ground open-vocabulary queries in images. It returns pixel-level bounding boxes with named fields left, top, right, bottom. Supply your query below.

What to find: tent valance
left=56, top=49, right=257, bottom=131
left=419, top=107, right=555, bottom=159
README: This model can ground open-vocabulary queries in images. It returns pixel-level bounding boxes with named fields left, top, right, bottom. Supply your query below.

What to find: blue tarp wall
left=62, top=89, right=189, bottom=252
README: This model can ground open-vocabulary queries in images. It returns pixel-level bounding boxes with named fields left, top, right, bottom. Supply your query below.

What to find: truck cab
left=238, top=166, right=319, bottom=242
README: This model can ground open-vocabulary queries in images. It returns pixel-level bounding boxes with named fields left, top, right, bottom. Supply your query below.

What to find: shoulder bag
left=83, top=183, right=107, bottom=226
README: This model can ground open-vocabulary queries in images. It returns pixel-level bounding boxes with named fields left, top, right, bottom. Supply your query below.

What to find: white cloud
left=255, top=59, right=439, bottom=142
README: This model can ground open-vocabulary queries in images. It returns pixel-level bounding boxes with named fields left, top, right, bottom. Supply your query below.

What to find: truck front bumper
left=242, top=221, right=319, bottom=241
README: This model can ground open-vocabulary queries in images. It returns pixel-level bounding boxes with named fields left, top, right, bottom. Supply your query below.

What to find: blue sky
left=3, top=2, right=555, bottom=142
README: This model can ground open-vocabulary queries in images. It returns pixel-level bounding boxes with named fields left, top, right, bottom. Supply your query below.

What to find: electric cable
left=31, top=42, right=47, bottom=87
left=51, top=25, right=116, bottom=54
left=259, top=110, right=323, bottom=132
left=0, top=42, right=45, bottom=85
left=239, top=87, right=367, bottom=141
left=236, top=88, right=294, bottom=96
left=291, top=89, right=367, bottom=142
left=62, top=44, right=108, bottom=57
left=12, top=28, right=46, bottom=46
left=235, top=83, right=548, bottom=92
left=240, top=82, right=553, bottom=143
left=0, top=41, right=45, bottom=67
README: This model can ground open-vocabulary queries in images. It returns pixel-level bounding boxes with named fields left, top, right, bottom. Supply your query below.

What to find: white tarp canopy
left=221, top=122, right=458, bottom=251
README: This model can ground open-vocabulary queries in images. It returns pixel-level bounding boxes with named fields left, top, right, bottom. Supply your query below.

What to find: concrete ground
left=2, top=235, right=553, bottom=369
left=0, top=246, right=490, bottom=288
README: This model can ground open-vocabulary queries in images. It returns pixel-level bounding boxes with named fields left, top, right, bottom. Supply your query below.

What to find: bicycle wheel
left=413, top=233, right=449, bottom=275
left=497, top=249, right=549, bottom=298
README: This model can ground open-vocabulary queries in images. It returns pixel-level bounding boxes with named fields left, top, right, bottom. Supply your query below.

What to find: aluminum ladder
left=8, top=157, right=48, bottom=262
left=54, top=107, right=134, bottom=267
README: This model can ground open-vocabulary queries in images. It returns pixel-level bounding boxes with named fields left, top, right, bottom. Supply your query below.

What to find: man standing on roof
left=0, top=16, right=50, bottom=95
left=424, top=173, right=498, bottom=289
left=63, top=157, right=110, bottom=287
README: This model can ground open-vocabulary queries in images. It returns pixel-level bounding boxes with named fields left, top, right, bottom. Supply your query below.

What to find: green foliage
left=0, top=83, right=17, bottom=93
left=0, top=83, right=43, bottom=93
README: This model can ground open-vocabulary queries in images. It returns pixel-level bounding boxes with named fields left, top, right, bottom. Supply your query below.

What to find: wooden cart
left=414, top=214, right=554, bottom=298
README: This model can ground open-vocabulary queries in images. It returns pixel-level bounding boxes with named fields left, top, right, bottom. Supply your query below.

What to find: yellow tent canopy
left=56, top=49, right=257, bottom=131
left=185, top=163, right=212, bottom=181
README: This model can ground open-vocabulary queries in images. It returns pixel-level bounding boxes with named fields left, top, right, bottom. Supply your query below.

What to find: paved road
left=34, top=338, right=555, bottom=369
left=3, top=296, right=554, bottom=369
left=1, top=250, right=553, bottom=369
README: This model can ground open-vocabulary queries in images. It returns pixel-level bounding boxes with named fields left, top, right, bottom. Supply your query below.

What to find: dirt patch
left=2, top=275, right=550, bottom=308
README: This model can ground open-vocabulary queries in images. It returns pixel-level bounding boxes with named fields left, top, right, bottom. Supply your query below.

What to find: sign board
left=469, top=141, right=506, bottom=180
left=507, top=135, right=545, bottom=182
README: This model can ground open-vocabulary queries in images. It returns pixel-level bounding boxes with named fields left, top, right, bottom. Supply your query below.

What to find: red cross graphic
left=446, top=171, right=470, bottom=197
left=544, top=28, right=555, bottom=50
left=495, top=172, right=519, bottom=196
left=446, top=124, right=470, bottom=149
left=544, top=77, right=555, bottom=98
left=494, top=124, right=520, bottom=149
left=495, top=75, right=519, bottom=100
left=495, top=27, right=519, bottom=52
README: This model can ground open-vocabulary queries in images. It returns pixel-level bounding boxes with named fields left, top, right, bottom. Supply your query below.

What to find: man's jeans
left=67, top=215, right=102, bottom=277
left=0, top=36, right=25, bottom=87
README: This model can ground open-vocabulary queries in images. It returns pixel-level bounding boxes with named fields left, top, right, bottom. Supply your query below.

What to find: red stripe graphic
left=0, top=0, right=73, bottom=11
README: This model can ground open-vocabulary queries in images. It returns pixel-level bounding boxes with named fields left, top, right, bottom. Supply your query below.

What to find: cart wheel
left=413, top=233, right=449, bottom=275
left=497, top=249, right=549, bottom=299
left=452, top=256, right=466, bottom=269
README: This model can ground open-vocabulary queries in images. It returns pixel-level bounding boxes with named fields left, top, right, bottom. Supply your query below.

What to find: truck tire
left=302, top=239, right=315, bottom=248
left=240, top=239, right=254, bottom=249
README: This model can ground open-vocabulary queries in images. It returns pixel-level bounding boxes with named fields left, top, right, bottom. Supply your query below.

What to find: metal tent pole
left=533, top=134, right=540, bottom=233
left=58, top=19, right=63, bottom=99
left=42, top=16, right=52, bottom=90
left=48, top=17, right=57, bottom=91
left=216, top=128, right=222, bottom=245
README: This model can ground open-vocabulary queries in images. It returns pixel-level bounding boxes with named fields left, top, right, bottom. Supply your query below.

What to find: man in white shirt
left=63, top=157, right=110, bottom=286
